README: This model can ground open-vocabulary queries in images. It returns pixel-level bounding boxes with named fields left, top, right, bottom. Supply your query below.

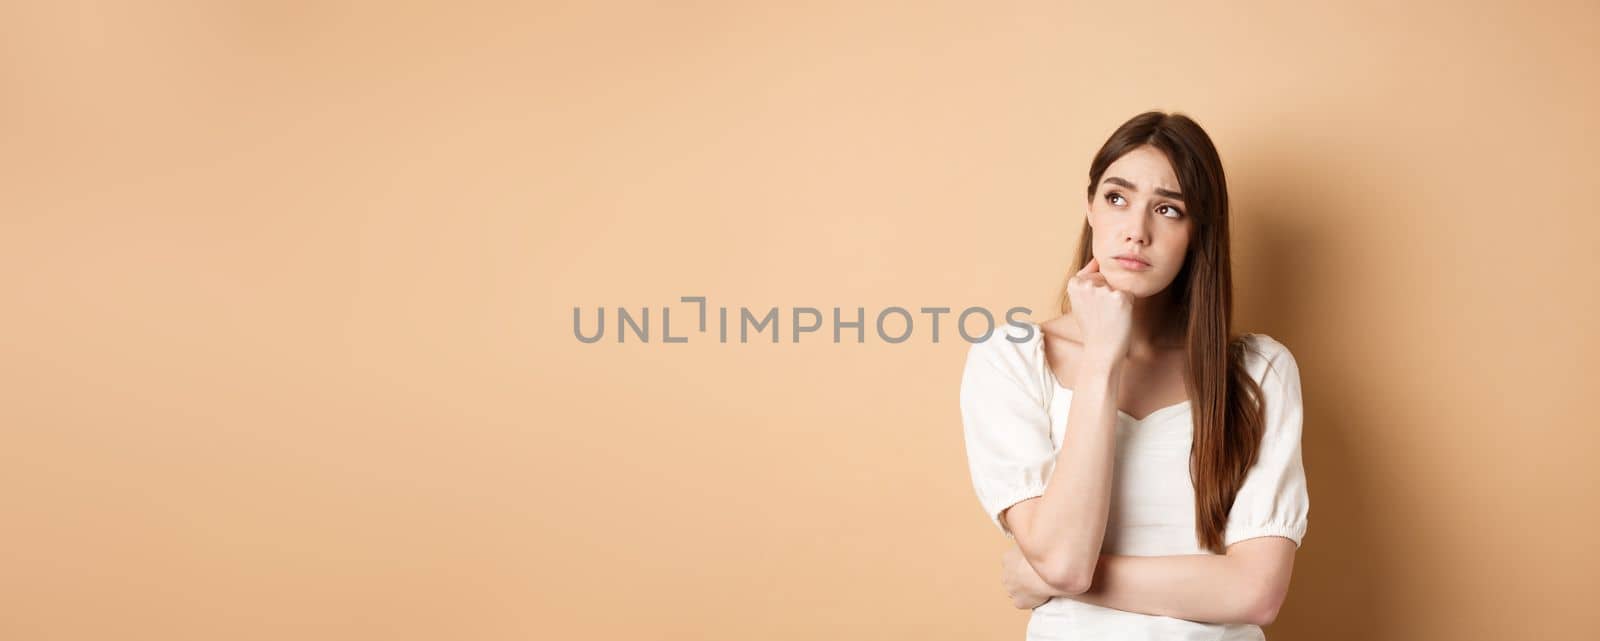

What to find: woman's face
left=1086, top=144, right=1195, bottom=298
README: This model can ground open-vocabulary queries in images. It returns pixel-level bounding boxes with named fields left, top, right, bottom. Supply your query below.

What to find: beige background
left=3, top=1, right=1597, bottom=639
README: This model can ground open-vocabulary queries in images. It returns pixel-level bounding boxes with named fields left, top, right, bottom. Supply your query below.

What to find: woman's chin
left=1107, top=274, right=1144, bottom=293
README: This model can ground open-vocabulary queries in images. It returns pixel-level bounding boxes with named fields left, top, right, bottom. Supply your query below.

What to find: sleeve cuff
left=980, top=482, right=1047, bottom=539
left=1224, top=521, right=1308, bottom=550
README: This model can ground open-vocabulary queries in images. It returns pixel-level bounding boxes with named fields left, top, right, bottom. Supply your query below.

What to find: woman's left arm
left=1003, top=537, right=1297, bottom=626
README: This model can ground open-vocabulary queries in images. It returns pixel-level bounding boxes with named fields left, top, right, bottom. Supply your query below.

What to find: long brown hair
left=1058, top=111, right=1266, bottom=554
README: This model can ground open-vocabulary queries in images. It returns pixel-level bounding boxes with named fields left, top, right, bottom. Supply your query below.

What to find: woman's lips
left=1114, top=257, right=1151, bottom=271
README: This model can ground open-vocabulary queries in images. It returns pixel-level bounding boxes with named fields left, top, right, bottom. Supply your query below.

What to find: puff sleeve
left=959, top=329, right=1056, bottom=538
left=1223, top=335, right=1311, bottom=549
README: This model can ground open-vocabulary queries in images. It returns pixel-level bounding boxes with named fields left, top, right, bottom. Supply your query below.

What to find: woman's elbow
left=1014, top=540, right=1093, bottom=594
left=1036, top=557, right=1095, bottom=595
left=1246, top=605, right=1280, bottom=627
left=1010, top=518, right=1096, bottom=595
left=1245, top=589, right=1287, bottom=626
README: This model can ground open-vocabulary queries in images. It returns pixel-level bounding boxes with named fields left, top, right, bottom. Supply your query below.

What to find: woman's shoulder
left=1035, top=312, right=1082, bottom=344
left=963, top=320, right=1051, bottom=389
left=1237, top=332, right=1300, bottom=384
left=967, top=320, right=1047, bottom=361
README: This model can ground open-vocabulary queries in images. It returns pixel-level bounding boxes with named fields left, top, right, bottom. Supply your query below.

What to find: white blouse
left=960, top=323, right=1309, bottom=641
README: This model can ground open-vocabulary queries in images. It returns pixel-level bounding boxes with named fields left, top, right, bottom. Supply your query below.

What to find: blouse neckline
left=1050, top=381, right=1193, bottom=424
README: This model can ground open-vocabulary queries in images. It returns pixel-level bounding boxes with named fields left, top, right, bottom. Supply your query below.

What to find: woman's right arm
left=1000, top=352, right=1123, bottom=595
left=1003, top=257, right=1132, bottom=594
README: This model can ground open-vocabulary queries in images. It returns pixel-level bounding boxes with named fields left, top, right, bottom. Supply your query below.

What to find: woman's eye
left=1106, top=193, right=1126, bottom=206
left=1157, top=204, right=1184, bottom=218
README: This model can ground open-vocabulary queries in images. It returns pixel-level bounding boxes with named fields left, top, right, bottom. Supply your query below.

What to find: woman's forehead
left=1102, top=146, right=1181, bottom=193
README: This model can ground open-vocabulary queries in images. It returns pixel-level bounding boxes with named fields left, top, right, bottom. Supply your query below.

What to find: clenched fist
left=1065, top=257, right=1134, bottom=365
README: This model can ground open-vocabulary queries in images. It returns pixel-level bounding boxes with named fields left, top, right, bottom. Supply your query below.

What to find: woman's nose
left=1123, top=211, right=1151, bottom=245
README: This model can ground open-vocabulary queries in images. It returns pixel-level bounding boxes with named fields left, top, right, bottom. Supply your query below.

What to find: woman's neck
left=1127, top=290, right=1185, bottom=358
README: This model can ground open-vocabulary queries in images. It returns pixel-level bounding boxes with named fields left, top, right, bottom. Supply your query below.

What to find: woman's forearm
left=1010, top=358, right=1122, bottom=592
left=1039, top=553, right=1264, bottom=625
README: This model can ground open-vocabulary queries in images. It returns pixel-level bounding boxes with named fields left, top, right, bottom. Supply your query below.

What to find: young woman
left=959, top=111, right=1309, bottom=640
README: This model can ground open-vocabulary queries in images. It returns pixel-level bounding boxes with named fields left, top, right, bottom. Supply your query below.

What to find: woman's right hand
left=1065, top=257, right=1134, bottom=365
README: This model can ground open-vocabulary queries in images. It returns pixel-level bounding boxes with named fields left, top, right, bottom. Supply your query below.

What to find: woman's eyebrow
left=1101, top=176, right=1184, bottom=200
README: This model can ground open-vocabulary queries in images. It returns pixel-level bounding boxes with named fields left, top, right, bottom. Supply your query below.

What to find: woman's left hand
left=1001, top=545, right=1056, bottom=610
